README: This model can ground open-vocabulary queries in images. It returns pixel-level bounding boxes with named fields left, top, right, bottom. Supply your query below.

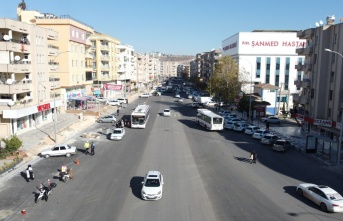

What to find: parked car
left=117, top=98, right=127, bottom=104
left=219, top=110, right=231, bottom=116
left=139, top=93, right=151, bottom=98
left=297, top=183, right=343, bottom=212
left=261, top=116, right=281, bottom=124
left=175, top=94, right=180, bottom=98
left=141, top=171, right=164, bottom=200
left=252, top=129, right=273, bottom=140
left=188, top=95, right=193, bottom=99
left=163, top=109, right=171, bottom=117
left=233, top=122, right=251, bottom=132
left=260, top=134, right=279, bottom=145
left=110, top=128, right=125, bottom=140
left=98, top=115, right=116, bottom=123
left=273, top=139, right=293, bottom=151
left=224, top=121, right=236, bottom=130
left=244, top=126, right=260, bottom=135
left=96, top=97, right=107, bottom=103
left=204, top=101, right=216, bottom=107
left=106, top=100, right=121, bottom=106
left=40, top=144, right=77, bottom=158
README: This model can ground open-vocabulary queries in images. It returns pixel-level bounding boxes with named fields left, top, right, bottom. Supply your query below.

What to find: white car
left=117, top=98, right=127, bottom=104
left=96, top=97, right=107, bottom=103
left=244, top=126, right=260, bottom=135
left=175, top=94, right=180, bottom=98
left=110, top=128, right=125, bottom=140
left=188, top=95, right=193, bottom=99
left=252, top=129, right=273, bottom=139
left=297, top=183, right=343, bottom=212
left=233, top=122, right=251, bottom=132
left=224, top=121, right=235, bottom=130
left=139, top=93, right=150, bottom=98
left=261, top=116, right=281, bottom=124
left=163, top=109, right=171, bottom=117
left=107, top=100, right=121, bottom=106
left=40, top=144, right=77, bottom=158
left=141, top=171, right=164, bottom=200
left=205, top=101, right=216, bottom=107
left=260, top=134, right=278, bottom=145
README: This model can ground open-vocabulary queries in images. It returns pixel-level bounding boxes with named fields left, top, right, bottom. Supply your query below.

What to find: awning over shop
left=93, top=90, right=102, bottom=95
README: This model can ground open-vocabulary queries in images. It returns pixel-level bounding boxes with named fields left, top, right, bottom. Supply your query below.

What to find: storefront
left=2, top=100, right=63, bottom=136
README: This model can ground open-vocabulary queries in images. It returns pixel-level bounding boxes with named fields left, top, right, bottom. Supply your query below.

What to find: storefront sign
left=223, top=41, right=237, bottom=51
left=314, top=119, right=332, bottom=127
left=37, top=103, right=51, bottom=112
left=103, top=84, right=122, bottom=91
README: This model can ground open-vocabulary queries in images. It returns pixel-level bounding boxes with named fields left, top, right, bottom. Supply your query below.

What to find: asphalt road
left=1, top=92, right=343, bottom=221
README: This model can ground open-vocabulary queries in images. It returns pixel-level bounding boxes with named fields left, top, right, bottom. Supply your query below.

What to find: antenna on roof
left=319, top=20, right=324, bottom=26
left=315, top=22, right=320, bottom=27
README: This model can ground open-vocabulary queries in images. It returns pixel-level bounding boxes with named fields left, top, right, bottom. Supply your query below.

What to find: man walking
left=266, top=122, right=270, bottom=131
left=84, top=141, right=90, bottom=155
left=117, top=108, right=120, bottom=116
left=28, top=165, right=34, bottom=180
left=90, top=142, right=95, bottom=156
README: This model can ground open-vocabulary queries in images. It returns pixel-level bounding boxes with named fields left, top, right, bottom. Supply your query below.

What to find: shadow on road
left=129, top=176, right=144, bottom=199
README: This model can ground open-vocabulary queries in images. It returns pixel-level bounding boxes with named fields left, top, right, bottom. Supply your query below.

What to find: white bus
left=131, top=104, right=150, bottom=128
left=196, top=109, right=224, bottom=130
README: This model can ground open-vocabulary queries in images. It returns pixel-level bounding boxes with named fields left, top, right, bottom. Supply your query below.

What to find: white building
left=116, top=44, right=135, bottom=93
left=222, top=31, right=306, bottom=115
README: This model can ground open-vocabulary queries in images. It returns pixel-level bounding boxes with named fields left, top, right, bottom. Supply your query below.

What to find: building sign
left=103, top=84, right=122, bottom=91
left=223, top=41, right=237, bottom=51
left=314, top=119, right=332, bottom=127
left=37, top=103, right=51, bottom=112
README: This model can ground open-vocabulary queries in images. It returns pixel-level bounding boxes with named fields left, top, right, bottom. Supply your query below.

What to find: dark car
left=273, top=139, right=294, bottom=151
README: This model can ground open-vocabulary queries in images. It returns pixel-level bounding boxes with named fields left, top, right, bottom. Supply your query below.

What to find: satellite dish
left=6, top=79, right=13, bottom=85
left=14, top=55, right=21, bottom=61
left=3, top=35, right=9, bottom=41
left=319, top=20, right=324, bottom=25
left=315, top=22, right=320, bottom=27
left=7, top=100, right=15, bottom=106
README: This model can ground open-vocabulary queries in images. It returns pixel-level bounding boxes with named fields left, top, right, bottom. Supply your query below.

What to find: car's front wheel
left=66, top=153, right=71, bottom=157
left=44, top=154, right=50, bottom=158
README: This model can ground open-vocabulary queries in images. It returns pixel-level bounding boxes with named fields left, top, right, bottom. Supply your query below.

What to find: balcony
left=49, top=77, right=61, bottom=88
left=100, top=55, right=110, bottom=60
left=1, top=61, right=32, bottom=73
left=48, top=44, right=59, bottom=55
left=49, top=62, right=59, bottom=71
left=47, top=29, right=58, bottom=40
left=302, top=79, right=311, bottom=87
left=0, top=41, right=31, bottom=53
left=297, top=28, right=314, bottom=39
left=100, top=45, right=109, bottom=51
left=0, top=81, right=33, bottom=94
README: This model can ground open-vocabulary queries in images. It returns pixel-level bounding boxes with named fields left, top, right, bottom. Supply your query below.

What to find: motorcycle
left=35, top=183, right=57, bottom=203
left=60, top=171, right=70, bottom=182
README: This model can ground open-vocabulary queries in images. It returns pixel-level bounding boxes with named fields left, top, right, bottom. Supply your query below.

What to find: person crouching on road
left=84, top=141, right=90, bottom=155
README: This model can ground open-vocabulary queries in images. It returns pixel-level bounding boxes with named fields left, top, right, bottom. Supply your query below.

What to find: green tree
left=207, top=56, right=242, bottom=103
left=236, top=95, right=250, bottom=113
left=2, top=135, right=22, bottom=154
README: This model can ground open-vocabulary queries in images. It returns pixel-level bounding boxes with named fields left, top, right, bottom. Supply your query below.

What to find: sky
left=1, top=0, right=343, bottom=55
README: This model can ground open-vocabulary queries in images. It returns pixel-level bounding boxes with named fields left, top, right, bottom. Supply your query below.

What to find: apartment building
left=200, top=49, right=222, bottom=81
left=295, top=16, right=343, bottom=140
left=0, top=18, right=61, bottom=137
left=222, top=31, right=306, bottom=115
left=190, top=53, right=201, bottom=82
left=18, top=8, right=95, bottom=111
left=116, top=44, right=136, bottom=94
left=135, top=53, right=160, bottom=89
left=89, top=32, right=120, bottom=98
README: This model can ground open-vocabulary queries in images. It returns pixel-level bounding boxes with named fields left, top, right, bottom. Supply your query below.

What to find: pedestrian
left=121, top=119, right=124, bottom=128
left=266, top=122, right=270, bottom=130
left=117, top=108, right=120, bottom=116
left=25, top=167, right=30, bottom=182
left=249, top=152, right=254, bottom=164
left=90, top=142, right=95, bottom=156
left=28, top=165, right=34, bottom=180
left=84, top=141, right=90, bottom=155
left=252, top=150, right=257, bottom=164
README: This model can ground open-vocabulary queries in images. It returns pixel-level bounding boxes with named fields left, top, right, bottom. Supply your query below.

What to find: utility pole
left=277, top=83, right=283, bottom=117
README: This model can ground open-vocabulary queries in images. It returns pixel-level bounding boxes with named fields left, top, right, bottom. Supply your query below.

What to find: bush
left=2, top=135, right=23, bottom=154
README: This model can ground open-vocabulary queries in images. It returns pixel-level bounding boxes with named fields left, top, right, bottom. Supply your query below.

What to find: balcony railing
left=0, top=81, right=33, bottom=94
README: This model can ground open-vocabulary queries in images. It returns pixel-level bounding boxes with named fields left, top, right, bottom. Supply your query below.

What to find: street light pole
left=325, top=48, right=343, bottom=166
left=52, top=51, right=69, bottom=144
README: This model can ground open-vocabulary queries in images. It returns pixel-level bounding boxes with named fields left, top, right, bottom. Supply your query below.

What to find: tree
left=2, top=135, right=22, bottom=154
left=207, top=56, right=243, bottom=103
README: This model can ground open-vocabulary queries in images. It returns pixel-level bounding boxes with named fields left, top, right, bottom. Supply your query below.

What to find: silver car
left=98, top=115, right=116, bottom=123
left=40, top=144, right=77, bottom=158
left=110, top=128, right=125, bottom=140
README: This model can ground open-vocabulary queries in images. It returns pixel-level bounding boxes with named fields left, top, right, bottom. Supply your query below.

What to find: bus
left=196, top=109, right=224, bottom=130
left=131, top=104, right=150, bottom=128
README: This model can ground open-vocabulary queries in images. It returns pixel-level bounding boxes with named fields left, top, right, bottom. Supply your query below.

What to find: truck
left=195, top=96, right=213, bottom=105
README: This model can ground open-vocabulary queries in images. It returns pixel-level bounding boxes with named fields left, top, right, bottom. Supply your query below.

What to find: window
left=330, top=71, right=334, bottom=82
left=334, top=34, right=337, bottom=44
left=284, top=57, right=290, bottom=90
left=265, top=57, right=270, bottom=84
left=256, top=57, right=261, bottom=78
left=315, top=36, right=318, bottom=45
left=328, top=108, right=331, bottom=117
left=329, top=90, right=333, bottom=100
left=72, top=29, right=75, bottom=37
left=275, top=57, right=280, bottom=86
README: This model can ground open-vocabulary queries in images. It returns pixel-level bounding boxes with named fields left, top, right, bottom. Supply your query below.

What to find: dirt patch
left=0, top=210, right=12, bottom=219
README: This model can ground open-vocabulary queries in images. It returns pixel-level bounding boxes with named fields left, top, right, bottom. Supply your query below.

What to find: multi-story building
left=200, top=49, right=222, bottom=81
left=222, top=31, right=306, bottom=115
left=295, top=16, right=343, bottom=140
left=89, top=32, right=120, bottom=98
left=116, top=44, right=135, bottom=94
left=18, top=8, right=95, bottom=111
left=0, top=18, right=61, bottom=137
left=189, top=53, right=202, bottom=82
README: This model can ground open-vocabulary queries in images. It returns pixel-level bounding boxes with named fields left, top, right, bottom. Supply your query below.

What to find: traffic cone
left=21, top=210, right=26, bottom=215
left=75, top=158, right=80, bottom=165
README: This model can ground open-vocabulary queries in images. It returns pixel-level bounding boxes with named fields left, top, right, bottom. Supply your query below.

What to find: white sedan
left=261, top=116, right=281, bottom=124
left=141, top=171, right=164, bottom=200
left=297, top=183, right=343, bottom=212
left=110, top=128, right=125, bottom=140
left=252, top=129, right=273, bottom=139
left=40, top=144, right=77, bottom=158
left=163, top=109, right=171, bottom=117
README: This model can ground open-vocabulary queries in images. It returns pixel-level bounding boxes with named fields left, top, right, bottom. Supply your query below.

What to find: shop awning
left=93, top=90, right=102, bottom=95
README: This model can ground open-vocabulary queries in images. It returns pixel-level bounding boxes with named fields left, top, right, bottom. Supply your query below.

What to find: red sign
left=37, top=103, right=51, bottom=112
left=103, top=84, right=122, bottom=91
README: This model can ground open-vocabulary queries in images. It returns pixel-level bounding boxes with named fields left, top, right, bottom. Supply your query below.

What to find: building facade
left=222, top=31, right=306, bottom=115
left=296, top=16, right=343, bottom=140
